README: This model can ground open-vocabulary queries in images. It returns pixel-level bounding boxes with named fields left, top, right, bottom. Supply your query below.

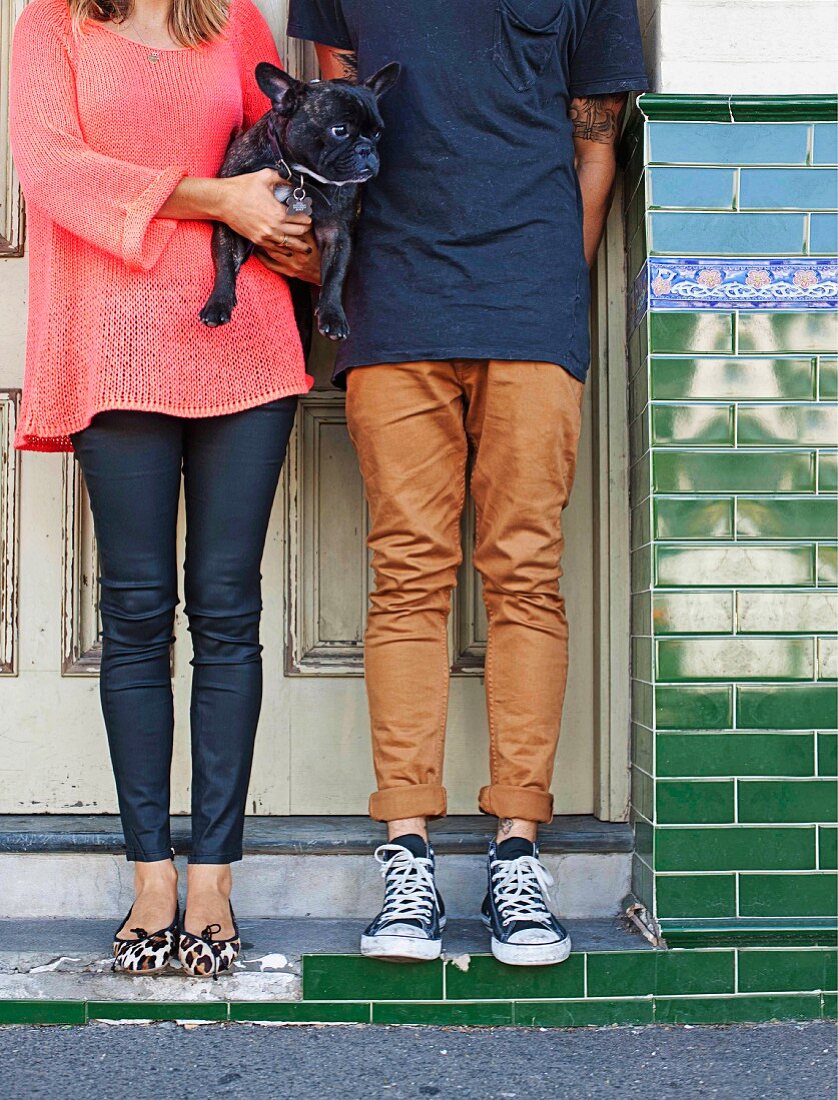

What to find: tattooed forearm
left=569, top=94, right=627, bottom=144
left=335, top=50, right=358, bottom=82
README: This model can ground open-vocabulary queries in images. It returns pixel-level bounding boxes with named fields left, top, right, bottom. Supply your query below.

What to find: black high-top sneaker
left=360, top=834, right=446, bottom=962
left=481, top=837, right=572, bottom=966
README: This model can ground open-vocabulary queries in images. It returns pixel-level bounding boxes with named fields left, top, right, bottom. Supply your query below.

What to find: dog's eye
left=372, top=129, right=383, bottom=141
left=330, top=125, right=349, bottom=139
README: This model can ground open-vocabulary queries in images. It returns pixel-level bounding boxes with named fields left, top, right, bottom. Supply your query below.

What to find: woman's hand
left=214, top=168, right=315, bottom=253
left=256, top=224, right=322, bottom=285
left=159, top=170, right=321, bottom=280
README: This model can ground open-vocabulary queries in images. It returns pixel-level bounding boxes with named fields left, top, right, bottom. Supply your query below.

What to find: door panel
left=286, top=392, right=369, bottom=672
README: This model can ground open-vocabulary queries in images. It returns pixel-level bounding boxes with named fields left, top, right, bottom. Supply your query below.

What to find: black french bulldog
left=200, top=61, right=400, bottom=339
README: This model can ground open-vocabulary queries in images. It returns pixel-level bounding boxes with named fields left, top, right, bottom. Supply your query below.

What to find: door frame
left=590, top=176, right=632, bottom=822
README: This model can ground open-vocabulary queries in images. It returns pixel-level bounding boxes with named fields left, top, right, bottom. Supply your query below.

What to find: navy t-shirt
left=287, top=1, right=648, bottom=385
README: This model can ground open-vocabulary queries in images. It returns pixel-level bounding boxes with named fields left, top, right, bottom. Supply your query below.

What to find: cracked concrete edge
left=0, top=940, right=303, bottom=1003
left=0, top=952, right=301, bottom=977
left=0, top=969, right=303, bottom=1004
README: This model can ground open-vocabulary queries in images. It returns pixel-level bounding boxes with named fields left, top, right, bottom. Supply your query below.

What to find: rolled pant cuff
left=369, top=784, right=447, bottom=823
left=479, top=785, right=554, bottom=825
left=188, top=851, right=243, bottom=865
left=124, top=849, right=174, bottom=863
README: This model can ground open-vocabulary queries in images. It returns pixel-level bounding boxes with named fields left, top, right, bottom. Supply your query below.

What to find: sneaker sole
left=489, top=934, right=572, bottom=967
left=360, top=934, right=443, bottom=963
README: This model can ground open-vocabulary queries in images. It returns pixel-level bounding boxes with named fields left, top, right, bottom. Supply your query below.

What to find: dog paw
left=199, top=300, right=235, bottom=327
left=316, top=304, right=350, bottom=341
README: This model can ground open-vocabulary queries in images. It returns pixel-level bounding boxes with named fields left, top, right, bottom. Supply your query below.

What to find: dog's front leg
left=314, top=223, right=353, bottom=341
left=199, top=223, right=254, bottom=327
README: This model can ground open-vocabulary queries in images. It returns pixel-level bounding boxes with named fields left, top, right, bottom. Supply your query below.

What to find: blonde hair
left=69, top=0, right=229, bottom=48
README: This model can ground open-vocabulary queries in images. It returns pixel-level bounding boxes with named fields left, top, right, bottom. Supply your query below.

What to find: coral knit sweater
left=9, top=0, right=312, bottom=452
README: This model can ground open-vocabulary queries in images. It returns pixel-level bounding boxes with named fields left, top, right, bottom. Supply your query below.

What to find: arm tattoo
left=569, top=95, right=627, bottom=144
left=335, top=50, right=358, bottom=82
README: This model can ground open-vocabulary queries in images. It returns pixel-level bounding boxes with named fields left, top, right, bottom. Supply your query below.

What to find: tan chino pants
left=346, top=359, right=585, bottom=824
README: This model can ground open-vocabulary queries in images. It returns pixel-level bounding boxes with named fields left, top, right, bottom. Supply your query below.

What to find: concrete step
left=0, top=815, right=633, bottom=920
left=0, top=917, right=650, bottom=1007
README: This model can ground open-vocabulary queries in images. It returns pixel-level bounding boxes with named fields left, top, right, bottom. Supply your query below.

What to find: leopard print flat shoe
left=178, top=904, right=240, bottom=979
left=111, top=903, right=179, bottom=975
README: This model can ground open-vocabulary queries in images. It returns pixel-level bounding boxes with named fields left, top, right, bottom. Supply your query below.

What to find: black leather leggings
left=72, top=398, right=298, bottom=863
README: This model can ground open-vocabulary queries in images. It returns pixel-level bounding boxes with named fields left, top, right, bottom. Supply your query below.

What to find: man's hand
left=569, top=94, right=627, bottom=266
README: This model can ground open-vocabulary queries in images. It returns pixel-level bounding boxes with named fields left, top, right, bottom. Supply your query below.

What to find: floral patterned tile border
left=646, top=258, right=838, bottom=313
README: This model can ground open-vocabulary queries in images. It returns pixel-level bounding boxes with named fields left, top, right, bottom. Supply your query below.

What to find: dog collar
left=265, top=115, right=335, bottom=210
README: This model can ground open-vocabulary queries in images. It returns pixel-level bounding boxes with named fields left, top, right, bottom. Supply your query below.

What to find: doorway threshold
left=0, top=814, right=633, bottom=856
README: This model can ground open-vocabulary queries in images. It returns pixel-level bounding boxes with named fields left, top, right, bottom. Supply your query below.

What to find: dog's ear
left=363, top=62, right=401, bottom=100
left=256, top=62, right=303, bottom=115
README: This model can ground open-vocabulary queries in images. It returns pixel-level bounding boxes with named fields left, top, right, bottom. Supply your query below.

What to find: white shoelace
left=490, top=855, right=555, bottom=927
left=375, top=844, right=437, bottom=924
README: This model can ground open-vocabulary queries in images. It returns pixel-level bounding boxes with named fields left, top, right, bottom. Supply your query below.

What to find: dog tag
left=286, top=186, right=313, bottom=217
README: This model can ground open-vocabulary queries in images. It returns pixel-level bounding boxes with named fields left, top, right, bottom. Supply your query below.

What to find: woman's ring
left=279, top=234, right=288, bottom=247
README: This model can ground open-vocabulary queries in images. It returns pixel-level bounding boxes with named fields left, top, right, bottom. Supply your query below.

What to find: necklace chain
left=113, top=18, right=163, bottom=63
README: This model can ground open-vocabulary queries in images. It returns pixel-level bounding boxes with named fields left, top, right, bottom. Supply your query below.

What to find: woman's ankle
left=133, top=855, right=178, bottom=894
left=183, top=866, right=235, bottom=937
left=118, top=862, right=178, bottom=938
left=186, top=863, right=233, bottom=895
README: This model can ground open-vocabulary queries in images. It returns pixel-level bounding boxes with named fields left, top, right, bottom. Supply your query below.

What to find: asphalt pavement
left=0, top=1019, right=834, bottom=1100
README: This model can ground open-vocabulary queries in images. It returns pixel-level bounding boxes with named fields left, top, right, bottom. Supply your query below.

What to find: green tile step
left=653, top=994, right=823, bottom=1025
left=0, top=917, right=652, bottom=1009
left=3, top=917, right=837, bottom=1027
left=1, top=993, right=831, bottom=1028
left=659, top=919, right=838, bottom=948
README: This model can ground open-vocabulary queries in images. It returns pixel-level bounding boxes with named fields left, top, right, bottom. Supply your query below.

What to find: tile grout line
left=734, top=777, right=739, bottom=824
left=735, top=872, right=740, bottom=919
left=733, top=948, right=739, bottom=994
left=732, top=681, right=738, bottom=731
left=583, top=952, right=588, bottom=999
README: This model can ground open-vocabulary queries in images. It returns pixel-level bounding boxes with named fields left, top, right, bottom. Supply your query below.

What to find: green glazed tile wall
left=627, top=99, right=838, bottom=938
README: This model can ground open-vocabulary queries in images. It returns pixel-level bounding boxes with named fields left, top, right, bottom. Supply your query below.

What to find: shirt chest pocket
left=492, top=1, right=566, bottom=92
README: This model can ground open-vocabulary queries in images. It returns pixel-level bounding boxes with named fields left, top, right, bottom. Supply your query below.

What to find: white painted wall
left=639, top=0, right=838, bottom=94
